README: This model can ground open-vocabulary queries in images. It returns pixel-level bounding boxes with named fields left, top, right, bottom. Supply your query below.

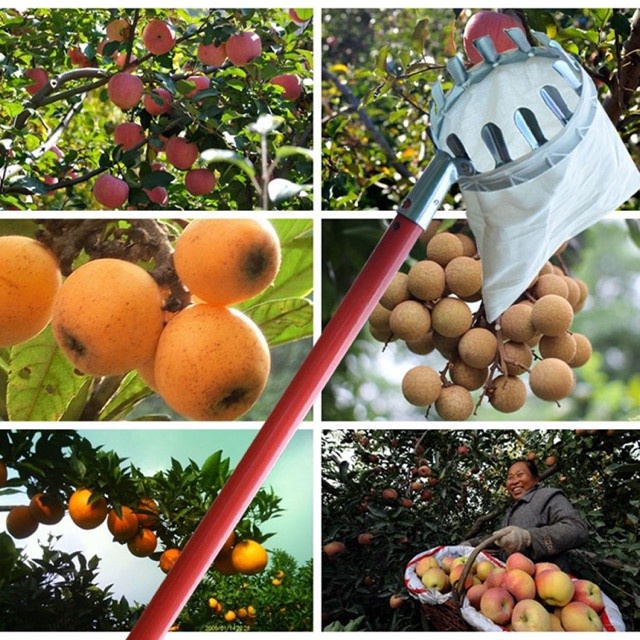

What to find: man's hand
left=493, top=526, right=531, bottom=554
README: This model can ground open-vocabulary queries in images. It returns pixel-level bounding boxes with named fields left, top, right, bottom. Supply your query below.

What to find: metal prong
left=540, top=85, right=573, bottom=125
left=446, top=54, right=469, bottom=85
left=514, top=108, right=548, bottom=149
left=548, top=40, right=583, bottom=72
left=474, top=35, right=499, bottom=64
left=552, top=60, right=582, bottom=93
left=505, top=27, right=532, bottom=53
left=431, top=80, right=446, bottom=112
left=481, top=122, right=512, bottom=167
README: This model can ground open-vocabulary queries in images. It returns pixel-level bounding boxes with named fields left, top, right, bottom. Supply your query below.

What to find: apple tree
left=0, top=8, right=313, bottom=210
left=0, top=217, right=313, bottom=422
left=321, top=428, right=640, bottom=631
left=0, top=429, right=312, bottom=631
left=322, top=8, right=639, bottom=211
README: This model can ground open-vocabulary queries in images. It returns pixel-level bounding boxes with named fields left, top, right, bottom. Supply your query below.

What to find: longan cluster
left=368, top=223, right=592, bottom=420
left=0, top=219, right=280, bottom=421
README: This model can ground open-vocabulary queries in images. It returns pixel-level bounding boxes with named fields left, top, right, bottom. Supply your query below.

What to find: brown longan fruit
left=444, top=257, right=483, bottom=298
left=369, top=324, right=396, bottom=343
left=434, top=385, right=474, bottom=420
left=426, top=232, right=464, bottom=267
left=531, top=294, right=574, bottom=337
left=389, top=300, right=431, bottom=342
left=432, top=332, right=461, bottom=359
left=537, top=262, right=555, bottom=276
left=488, top=375, right=527, bottom=413
left=174, top=218, right=281, bottom=307
left=402, top=366, right=441, bottom=406
left=431, top=298, right=472, bottom=338
left=52, top=258, right=164, bottom=376
left=502, top=341, right=533, bottom=376
left=532, top=273, right=569, bottom=299
left=457, top=327, right=497, bottom=368
left=539, top=333, right=577, bottom=362
left=499, top=304, right=536, bottom=343
left=529, top=357, right=575, bottom=401
left=369, top=303, right=391, bottom=331
left=0, top=235, right=62, bottom=347
left=450, top=359, right=489, bottom=390
left=568, top=333, right=592, bottom=368
left=455, top=233, right=477, bottom=257
left=407, top=260, right=446, bottom=301
left=418, top=220, right=442, bottom=250
left=154, top=304, right=270, bottom=421
left=406, top=332, right=435, bottom=355
left=562, top=277, right=582, bottom=309
left=573, top=278, right=589, bottom=310
left=380, top=272, right=411, bottom=310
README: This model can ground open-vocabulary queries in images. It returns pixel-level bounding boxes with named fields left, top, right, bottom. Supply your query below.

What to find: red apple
left=439, top=556, right=455, bottom=575
left=479, top=587, right=514, bottom=626
left=466, top=582, right=488, bottom=608
left=322, top=541, right=346, bottom=557
left=389, top=594, right=404, bottom=609
left=382, top=488, right=398, bottom=501
left=269, top=73, right=302, bottom=100
left=107, top=72, right=143, bottom=110
left=457, top=445, right=470, bottom=455
left=533, top=561, right=560, bottom=577
left=68, top=47, right=91, bottom=67
left=114, top=122, right=145, bottom=150
left=184, top=169, right=216, bottom=195
left=144, top=186, right=168, bottom=206
left=505, top=552, right=535, bottom=576
left=463, top=11, right=526, bottom=65
left=289, top=9, right=309, bottom=25
left=421, top=567, right=449, bottom=592
left=226, top=31, right=262, bottom=66
left=511, top=599, right=552, bottom=631
left=415, top=556, right=439, bottom=577
left=113, top=51, right=138, bottom=70
left=185, top=75, right=210, bottom=98
left=144, top=88, right=172, bottom=115
left=165, top=136, right=198, bottom=170
left=417, top=465, right=431, bottom=477
left=25, top=67, right=49, bottom=95
left=93, top=174, right=129, bottom=208
left=535, top=569, right=575, bottom=607
left=475, top=560, right=495, bottom=582
left=484, top=568, right=506, bottom=589
left=560, top=601, right=603, bottom=632
left=572, top=579, right=605, bottom=614
left=357, top=532, right=373, bottom=546
left=106, top=18, right=131, bottom=42
left=502, top=568, right=536, bottom=601
left=142, top=19, right=176, bottom=55
left=197, top=41, right=227, bottom=67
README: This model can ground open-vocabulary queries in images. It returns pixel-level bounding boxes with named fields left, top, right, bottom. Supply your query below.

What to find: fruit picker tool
left=128, top=29, right=639, bottom=639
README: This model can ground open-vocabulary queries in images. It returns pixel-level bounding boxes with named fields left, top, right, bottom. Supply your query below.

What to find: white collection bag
left=429, top=30, right=640, bottom=322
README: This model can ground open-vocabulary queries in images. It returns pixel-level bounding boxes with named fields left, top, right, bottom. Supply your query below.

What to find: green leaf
left=59, top=377, right=93, bottom=421
left=274, top=146, right=313, bottom=162
left=7, top=326, right=88, bottom=421
left=98, top=371, right=154, bottom=422
left=411, top=18, right=430, bottom=56
left=267, top=178, right=310, bottom=203
left=199, top=148, right=256, bottom=178
left=245, top=298, right=312, bottom=347
left=141, top=170, right=174, bottom=189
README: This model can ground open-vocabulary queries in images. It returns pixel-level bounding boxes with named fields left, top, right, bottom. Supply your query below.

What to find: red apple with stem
left=226, top=31, right=262, bottom=66
left=93, top=174, right=129, bottom=208
left=269, top=73, right=302, bottom=100
left=185, top=169, right=216, bottom=195
left=108, top=72, right=143, bottom=110
left=165, top=136, right=198, bottom=170
left=114, top=122, right=145, bottom=151
left=142, top=19, right=176, bottom=55
left=144, top=88, right=173, bottom=115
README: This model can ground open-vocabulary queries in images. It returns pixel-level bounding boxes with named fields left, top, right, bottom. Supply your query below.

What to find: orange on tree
left=153, top=304, right=271, bottom=421
left=230, top=539, right=268, bottom=575
left=6, top=505, right=39, bottom=538
left=68, top=488, right=108, bottom=530
left=51, top=258, right=165, bottom=376
left=208, top=597, right=220, bottom=611
left=135, top=497, right=160, bottom=528
left=213, top=548, right=238, bottom=576
left=28, top=492, right=65, bottom=525
left=107, top=505, right=139, bottom=542
left=272, top=577, right=283, bottom=586
left=222, top=530, right=237, bottom=551
left=173, top=218, right=281, bottom=307
left=0, top=235, right=62, bottom=347
left=237, top=607, right=248, bottom=619
left=159, top=548, right=181, bottom=573
left=223, top=610, right=236, bottom=623
left=127, top=527, right=158, bottom=557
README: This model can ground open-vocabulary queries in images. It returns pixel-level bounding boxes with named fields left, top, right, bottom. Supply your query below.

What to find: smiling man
left=491, top=460, right=590, bottom=571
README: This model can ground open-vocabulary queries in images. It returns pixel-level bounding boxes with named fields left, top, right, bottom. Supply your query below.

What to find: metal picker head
left=422, top=28, right=640, bottom=321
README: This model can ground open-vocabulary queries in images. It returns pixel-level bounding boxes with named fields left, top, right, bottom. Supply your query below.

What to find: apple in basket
left=535, top=569, right=575, bottom=607
left=560, top=601, right=604, bottom=632
left=479, top=587, right=515, bottom=626
left=421, top=567, right=450, bottom=592
left=511, top=599, right=552, bottom=631
left=572, top=579, right=605, bottom=614
left=415, top=555, right=439, bottom=578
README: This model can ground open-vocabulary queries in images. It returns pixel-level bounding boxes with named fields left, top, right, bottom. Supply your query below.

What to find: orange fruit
left=272, top=578, right=282, bottom=586
left=214, top=548, right=238, bottom=575
left=0, top=235, right=62, bottom=347
left=231, top=540, right=268, bottom=575
left=107, top=506, right=139, bottom=542
left=208, top=597, right=219, bottom=610
left=237, top=607, right=248, bottom=619
left=28, top=492, right=65, bottom=525
left=135, top=497, right=160, bottom=528
left=224, top=610, right=236, bottom=623
left=159, top=548, right=181, bottom=573
left=0, top=461, right=7, bottom=487
left=51, top=258, right=165, bottom=376
left=247, top=605, right=256, bottom=616
left=6, top=505, right=39, bottom=538
left=154, top=304, right=271, bottom=421
left=173, top=218, right=281, bottom=307
left=127, top=527, right=158, bottom=557
left=68, top=488, right=108, bottom=530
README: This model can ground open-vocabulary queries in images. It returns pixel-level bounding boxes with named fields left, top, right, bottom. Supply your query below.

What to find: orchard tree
left=322, top=8, right=639, bottom=210
left=0, top=8, right=313, bottom=210
left=0, top=429, right=311, bottom=631
left=321, top=428, right=640, bottom=631
left=0, top=217, right=313, bottom=421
